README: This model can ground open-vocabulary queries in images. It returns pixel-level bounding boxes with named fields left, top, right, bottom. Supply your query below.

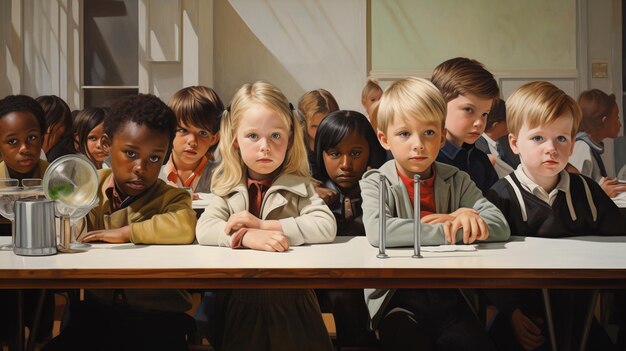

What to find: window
left=82, top=0, right=138, bottom=107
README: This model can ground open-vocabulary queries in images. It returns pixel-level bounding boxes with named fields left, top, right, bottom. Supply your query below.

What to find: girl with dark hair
left=73, top=107, right=109, bottom=169
left=313, top=110, right=385, bottom=349
left=313, top=110, right=386, bottom=236
left=36, top=95, right=75, bottom=162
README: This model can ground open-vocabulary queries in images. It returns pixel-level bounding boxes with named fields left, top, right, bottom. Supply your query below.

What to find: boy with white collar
left=486, top=81, right=623, bottom=350
left=486, top=81, right=623, bottom=238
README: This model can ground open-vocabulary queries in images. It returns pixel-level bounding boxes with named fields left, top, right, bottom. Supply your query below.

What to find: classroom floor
left=1, top=293, right=346, bottom=351
left=8, top=291, right=618, bottom=350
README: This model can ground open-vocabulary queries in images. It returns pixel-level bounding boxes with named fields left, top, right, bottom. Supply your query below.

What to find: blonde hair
left=361, top=78, right=383, bottom=101
left=297, top=89, right=339, bottom=123
left=507, top=81, right=581, bottom=138
left=211, top=81, right=310, bottom=196
left=377, top=77, right=447, bottom=134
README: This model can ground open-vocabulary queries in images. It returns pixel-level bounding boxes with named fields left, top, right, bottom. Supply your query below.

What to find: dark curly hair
left=0, top=94, right=47, bottom=134
left=313, top=110, right=387, bottom=182
left=105, top=94, right=177, bottom=144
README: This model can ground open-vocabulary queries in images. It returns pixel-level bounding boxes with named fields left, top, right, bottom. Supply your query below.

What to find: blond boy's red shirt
left=397, top=167, right=436, bottom=217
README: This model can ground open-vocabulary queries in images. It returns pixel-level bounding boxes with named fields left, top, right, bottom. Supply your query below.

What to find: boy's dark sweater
left=486, top=171, right=624, bottom=238
left=436, top=140, right=498, bottom=195
left=485, top=171, right=625, bottom=316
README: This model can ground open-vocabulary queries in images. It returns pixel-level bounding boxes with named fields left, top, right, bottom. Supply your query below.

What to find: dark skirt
left=221, top=289, right=333, bottom=351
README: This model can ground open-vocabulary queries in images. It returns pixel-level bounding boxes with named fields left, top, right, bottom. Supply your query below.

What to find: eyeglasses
left=0, top=178, right=43, bottom=189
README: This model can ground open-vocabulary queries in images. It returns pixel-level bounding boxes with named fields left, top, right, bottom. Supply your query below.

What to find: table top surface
left=1, top=235, right=626, bottom=269
left=1, top=236, right=625, bottom=289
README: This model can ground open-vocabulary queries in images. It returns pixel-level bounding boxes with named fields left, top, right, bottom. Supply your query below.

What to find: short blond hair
left=211, top=81, right=310, bottom=196
left=507, top=81, right=581, bottom=138
left=377, top=77, right=447, bottom=134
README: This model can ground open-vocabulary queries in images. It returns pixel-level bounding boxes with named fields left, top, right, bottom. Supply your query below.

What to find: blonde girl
left=196, top=81, right=336, bottom=351
left=297, top=89, right=339, bottom=153
left=361, top=78, right=383, bottom=118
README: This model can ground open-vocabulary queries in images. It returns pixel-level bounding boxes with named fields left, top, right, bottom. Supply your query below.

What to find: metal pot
left=13, top=198, right=57, bottom=256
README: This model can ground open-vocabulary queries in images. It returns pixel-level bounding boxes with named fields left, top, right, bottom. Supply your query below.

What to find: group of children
left=0, top=55, right=625, bottom=350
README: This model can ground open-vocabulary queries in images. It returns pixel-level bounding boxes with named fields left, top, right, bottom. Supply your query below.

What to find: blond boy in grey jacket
left=360, top=77, right=509, bottom=350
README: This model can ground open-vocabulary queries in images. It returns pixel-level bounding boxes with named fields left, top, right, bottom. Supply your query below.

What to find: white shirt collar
left=514, top=164, right=570, bottom=205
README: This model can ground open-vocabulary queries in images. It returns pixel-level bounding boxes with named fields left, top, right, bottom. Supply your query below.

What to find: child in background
left=73, top=107, right=109, bottom=169
left=570, top=89, right=626, bottom=198
left=161, top=86, right=224, bottom=194
left=298, top=89, right=341, bottom=207
left=312, top=110, right=385, bottom=348
left=475, top=99, right=519, bottom=177
left=162, top=86, right=224, bottom=346
left=196, top=81, right=336, bottom=351
left=432, top=57, right=499, bottom=194
left=45, top=94, right=196, bottom=351
left=361, top=78, right=383, bottom=119
left=361, top=77, right=509, bottom=350
left=297, top=89, right=339, bottom=160
left=36, top=95, right=75, bottom=162
left=0, top=94, right=55, bottom=348
left=0, top=95, right=48, bottom=180
left=486, top=81, right=622, bottom=350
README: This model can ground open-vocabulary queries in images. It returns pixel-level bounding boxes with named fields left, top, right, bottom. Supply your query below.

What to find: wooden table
left=1, top=236, right=626, bottom=289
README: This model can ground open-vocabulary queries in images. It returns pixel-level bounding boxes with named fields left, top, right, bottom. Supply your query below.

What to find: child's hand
left=421, top=213, right=455, bottom=224
left=599, top=177, right=626, bottom=198
left=225, top=211, right=262, bottom=233
left=79, top=226, right=131, bottom=243
left=315, top=186, right=338, bottom=206
left=192, top=193, right=200, bottom=201
left=443, top=212, right=489, bottom=244
left=421, top=208, right=478, bottom=224
left=450, top=208, right=479, bottom=217
left=241, top=229, right=289, bottom=252
left=511, top=309, right=546, bottom=350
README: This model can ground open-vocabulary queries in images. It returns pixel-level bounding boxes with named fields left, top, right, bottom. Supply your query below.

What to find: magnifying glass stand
left=57, top=215, right=85, bottom=253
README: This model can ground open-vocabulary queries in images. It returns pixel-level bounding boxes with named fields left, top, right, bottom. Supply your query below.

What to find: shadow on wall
left=214, top=0, right=303, bottom=104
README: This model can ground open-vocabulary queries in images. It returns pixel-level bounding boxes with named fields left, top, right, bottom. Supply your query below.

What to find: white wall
left=215, top=0, right=367, bottom=110
left=0, top=0, right=81, bottom=108
left=213, top=0, right=304, bottom=105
